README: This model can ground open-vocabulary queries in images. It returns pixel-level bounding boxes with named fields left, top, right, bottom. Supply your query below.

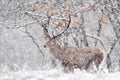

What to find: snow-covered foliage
left=0, top=69, right=120, bottom=80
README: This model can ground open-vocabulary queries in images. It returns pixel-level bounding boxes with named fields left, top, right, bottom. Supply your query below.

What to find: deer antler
left=42, top=14, right=71, bottom=43
left=42, top=14, right=71, bottom=41
left=51, top=14, right=71, bottom=40
left=41, top=22, right=51, bottom=40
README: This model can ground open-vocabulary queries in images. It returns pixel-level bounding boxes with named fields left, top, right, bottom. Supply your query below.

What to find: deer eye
left=44, top=45, right=47, bottom=48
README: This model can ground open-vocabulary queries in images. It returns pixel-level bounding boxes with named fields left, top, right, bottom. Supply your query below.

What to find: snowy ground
left=0, top=69, right=119, bottom=80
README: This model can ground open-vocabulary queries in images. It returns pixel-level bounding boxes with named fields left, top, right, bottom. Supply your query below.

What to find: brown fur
left=44, top=41, right=106, bottom=73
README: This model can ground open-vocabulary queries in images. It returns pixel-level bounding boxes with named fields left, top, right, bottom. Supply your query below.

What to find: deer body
left=46, top=42, right=105, bottom=72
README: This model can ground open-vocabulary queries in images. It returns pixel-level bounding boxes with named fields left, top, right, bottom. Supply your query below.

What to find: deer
left=41, top=15, right=108, bottom=73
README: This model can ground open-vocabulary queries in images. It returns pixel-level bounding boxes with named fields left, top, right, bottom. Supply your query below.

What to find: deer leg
left=94, top=54, right=104, bottom=70
left=63, top=66, right=74, bottom=73
left=63, top=66, right=69, bottom=73
left=68, top=65, right=74, bottom=73
left=62, top=62, right=69, bottom=73
left=64, top=66, right=74, bottom=73
left=83, top=58, right=99, bottom=73
left=85, top=59, right=93, bottom=70
left=62, top=62, right=74, bottom=73
left=64, top=65, right=74, bottom=73
left=98, top=54, right=107, bottom=72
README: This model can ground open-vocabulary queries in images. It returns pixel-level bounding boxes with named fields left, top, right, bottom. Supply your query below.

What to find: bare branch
left=6, top=22, right=37, bottom=29
left=24, top=27, right=43, bottom=55
left=79, top=13, right=89, bottom=47
left=83, top=0, right=101, bottom=12
left=25, top=11, right=70, bottom=21
left=109, top=37, right=120, bottom=54
left=94, top=9, right=103, bottom=47
left=86, top=34, right=106, bottom=51
left=105, top=8, right=120, bottom=54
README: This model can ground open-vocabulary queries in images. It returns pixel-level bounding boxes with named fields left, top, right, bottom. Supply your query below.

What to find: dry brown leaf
left=58, top=20, right=67, bottom=27
left=32, top=2, right=41, bottom=12
left=50, top=18, right=57, bottom=24
left=70, top=22, right=79, bottom=27
left=58, top=20, right=79, bottom=28
left=71, top=16, right=79, bottom=22
left=83, top=0, right=101, bottom=12
left=100, top=14, right=110, bottom=26
left=51, top=10, right=59, bottom=15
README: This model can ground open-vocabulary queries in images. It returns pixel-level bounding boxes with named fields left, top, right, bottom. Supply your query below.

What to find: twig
left=79, top=12, right=89, bottom=47
left=105, top=8, right=120, bottom=54
left=86, top=33, right=106, bottom=51
left=6, top=22, right=37, bottom=29
left=94, top=9, right=103, bottom=47
left=25, top=11, right=70, bottom=21
left=109, top=37, right=120, bottom=54
left=83, top=0, right=101, bottom=12
left=25, top=27, right=44, bottom=55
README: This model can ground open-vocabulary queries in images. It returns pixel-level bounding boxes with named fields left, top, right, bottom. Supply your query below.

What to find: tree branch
left=94, top=9, right=103, bottom=47
left=86, top=33, right=106, bottom=51
left=24, top=27, right=44, bottom=55
left=79, top=12, right=89, bottom=47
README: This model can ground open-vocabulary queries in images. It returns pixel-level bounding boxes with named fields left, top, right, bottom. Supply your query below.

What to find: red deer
left=42, top=15, right=108, bottom=73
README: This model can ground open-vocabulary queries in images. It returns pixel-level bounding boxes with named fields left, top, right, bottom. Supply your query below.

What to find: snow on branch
left=86, top=33, right=106, bottom=51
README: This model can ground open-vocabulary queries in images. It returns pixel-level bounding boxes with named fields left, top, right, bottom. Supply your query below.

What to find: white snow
left=0, top=69, right=120, bottom=80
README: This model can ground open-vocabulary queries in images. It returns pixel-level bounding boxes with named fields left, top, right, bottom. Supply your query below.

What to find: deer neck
left=48, top=43, right=64, bottom=60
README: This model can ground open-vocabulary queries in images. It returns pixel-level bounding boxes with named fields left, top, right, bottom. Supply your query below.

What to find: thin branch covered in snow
left=86, top=33, right=106, bottom=51
left=79, top=12, right=89, bottom=47
left=94, top=9, right=103, bottom=47
left=24, top=27, right=43, bottom=54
